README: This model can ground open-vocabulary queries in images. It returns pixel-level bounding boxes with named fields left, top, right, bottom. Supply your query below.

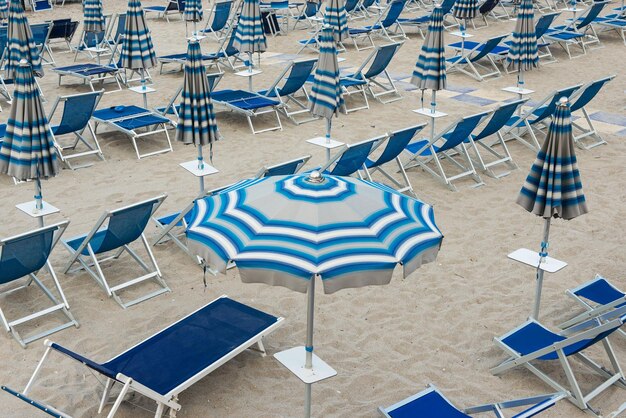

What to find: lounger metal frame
left=447, top=34, right=508, bottom=81
left=567, top=74, right=615, bottom=149
left=212, top=90, right=284, bottom=134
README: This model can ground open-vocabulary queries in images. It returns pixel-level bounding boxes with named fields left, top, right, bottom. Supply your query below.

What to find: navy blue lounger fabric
left=575, top=278, right=625, bottom=306
left=387, top=389, right=469, bottom=417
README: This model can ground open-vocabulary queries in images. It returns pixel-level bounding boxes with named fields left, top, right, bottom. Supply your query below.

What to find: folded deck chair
left=145, top=0, right=184, bottom=21
left=491, top=313, right=626, bottom=414
left=403, top=111, right=490, bottom=191
left=211, top=89, right=284, bottom=134
left=45, top=19, right=79, bottom=63
left=92, top=105, right=174, bottom=159
left=362, top=123, right=427, bottom=196
left=199, top=0, right=235, bottom=41
left=0, top=221, right=78, bottom=348
left=258, top=58, right=318, bottom=124
left=48, top=90, right=104, bottom=170
left=348, top=0, right=407, bottom=50
left=319, top=135, right=386, bottom=176
left=18, top=295, right=284, bottom=417
left=379, top=385, right=566, bottom=417
left=465, top=98, right=528, bottom=178
left=447, top=34, right=509, bottom=81
left=567, top=74, right=615, bottom=149
left=63, top=195, right=169, bottom=308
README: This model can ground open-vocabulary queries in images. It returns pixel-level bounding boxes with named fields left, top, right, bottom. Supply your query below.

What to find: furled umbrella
left=83, top=0, right=106, bottom=34
left=323, top=0, right=348, bottom=43
left=186, top=172, right=443, bottom=418
left=176, top=40, right=219, bottom=194
left=0, top=60, right=59, bottom=227
left=185, top=0, right=204, bottom=38
left=505, top=0, right=538, bottom=94
left=309, top=25, right=344, bottom=160
left=411, top=5, right=446, bottom=141
left=5, top=0, right=43, bottom=79
left=0, top=0, right=8, bottom=22
left=452, top=0, right=478, bottom=40
left=120, top=0, right=157, bottom=108
left=517, top=97, right=588, bottom=319
left=233, top=0, right=267, bottom=85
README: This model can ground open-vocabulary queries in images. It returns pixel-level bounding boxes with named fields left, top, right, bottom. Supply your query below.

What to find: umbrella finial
left=557, top=96, right=569, bottom=107
left=307, top=171, right=324, bottom=183
left=19, top=59, right=28, bottom=66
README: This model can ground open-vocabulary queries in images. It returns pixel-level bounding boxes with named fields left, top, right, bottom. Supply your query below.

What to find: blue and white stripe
left=323, top=0, right=348, bottom=42
left=453, top=0, right=478, bottom=19
left=506, top=0, right=539, bottom=71
left=0, top=61, right=58, bottom=181
left=233, top=0, right=267, bottom=54
left=83, top=0, right=106, bottom=33
left=184, top=0, right=203, bottom=22
left=120, top=0, right=157, bottom=70
left=186, top=174, right=443, bottom=294
left=5, top=0, right=43, bottom=78
left=517, top=98, right=587, bottom=220
left=309, top=26, right=344, bottom=119
left=0, top=0, right=8, bottom=20
left=411, top=6, right=446, bottom=91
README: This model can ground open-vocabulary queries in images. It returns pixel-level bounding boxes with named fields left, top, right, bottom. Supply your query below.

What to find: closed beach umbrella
left=506, top=0, right=538, bottom=90
left=453, top=0, right=478, bottom=19
left=176, top=40, right=218, bottom=194
left=0, top=0, right=8, bottom=21
left=5, top=0, right=43, bottom=79
left=517, top=97, right=588, bottom=319
left=120, top=0, right=157, bottom=107
left=0, top=60, right=58, bottom=220
left=309, top=26, right=343, bottom=143
left=323, top=0, right=348, bottom=42
left=83, top=0, right=106, bottom=33
left=186, top=172, right=443, bottom=417
left=233, top=0, right=266, bottom=71
left=184, top=0, right=203, bottom=37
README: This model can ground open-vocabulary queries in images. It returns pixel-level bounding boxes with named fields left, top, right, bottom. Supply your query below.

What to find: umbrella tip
left=558, top=96, right=569, bottom=106
left=19, top=59, right=28, bottom=66
left=307, top=171, right=324, bottom=183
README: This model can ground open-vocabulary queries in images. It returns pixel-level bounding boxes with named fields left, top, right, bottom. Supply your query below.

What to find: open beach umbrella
left=323, top=0, right=348, bottom=42
left=83, top=0, right=106, bottom=34
left=517, top=97, right=587, bottom=319
left=120, top=0, right=157, bottom=108
left=505, top=0, right=538, bottom=91
left=186, top=172, right=443, bottom=418
left=0, top=60, right=58, bottom=225
left=184, top=0, right=204, bottom=37
left=5, top=0, right=43, bottom=79
left=176, top=40, right=218, bottom=194
left=309, top=26, right=344, bottom=145
left=233, top=0, right=267, bottom=72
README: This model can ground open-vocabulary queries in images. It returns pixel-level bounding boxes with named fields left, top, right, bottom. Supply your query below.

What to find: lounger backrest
left=48, top=19, right=78, bottom=41
left=303, top=1, right=320, bottom=17
left=569, top=76, right=614, bottom=113
left=207, top=72, right=223, bottom=91
left=533, top=84, right=581, bottom=122
left=111, top=13, right=127, bottom=44
left=479, top=0, right=499, bottom=15
left=262, top=155, right=311, bottom=176
left=573, top=276, right=625, bottom=305
left=535, top=12, right=560, bottom=38
left=368, top=124, right=425, bottom=168
left=440, top=0, right=457, bottom=15
left=380, top=385, right=469, bottom=417
left=0, top=225, right=57, bottom=284
left=345, top=0, right=359, bottom=13
left=470, top=34, right=507, bottom=62
left=30, top=22, right=52, bottom=51
left=82, top=27, right=107, bottom=48
left=576, top=1, right=607, bottom=30
left=381, top=0, right=407, bottom=27
left=438, top=112, right=488, bottom=152
left=224, top=31, right=239, bottom=56
left=276, top=58, right=317, bottom=96
left=473, top=99, right=528, bottom=142
left=362, top=0, right=376, bottom=9
left=327, top=137, right=382, bottom=176
left=362, top=42, right=401, bottom=80
left=210, top=1, right=233, bottom=31
left=51, top=91, right=102, bottom=136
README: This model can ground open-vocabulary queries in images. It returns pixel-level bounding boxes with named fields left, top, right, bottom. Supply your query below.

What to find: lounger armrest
left=1, top=386, right=70, bottom=418
left=560, top=305, right=626, bottom=336
left=560, top=295, right=626, bottom=330
left=464, top=392, right=567, bottom=417
left=50, top=343, right=118, bottom=380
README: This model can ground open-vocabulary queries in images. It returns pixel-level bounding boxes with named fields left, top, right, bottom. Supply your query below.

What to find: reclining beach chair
left=104, top=13, right=127, bottom=52
left=0, top=221, right=78, bottom=348
left=362, top=123, right=427, bottom=196
left=199, top=0, right=235, bottom=41
left=63, top=195, right=169, bottom=309
left=466, top=98, right=527, bottom=178
left=291, top=1, right=322, bottom=30
left=319, top=136, right=387, bottom=176
left=16, top=295, right=284, bottom=417
left=534, top=12, right=561, bottom=63
left=30, top=22, right=53, bottom=66
left=48, top=90, right=104, bottom=170
left=91, top=105, right=174, bottom=159
left=446, top=34, right=509, bottom=81
left=403, top=111, right=490, bottom=191
left=491, top=313, right=626, bottom=414
left=144, top=0, right=184, bottom=21
left=397, top=0, right=457, bottom=38
left=348, top=0, right=407, bottom=50
left=211, top=89, right=284, bottom=134
left=255, top=154, right=312, bottom=177
left=28, top=0, right=52, bottom=12
left=567, top=74, right=615, bottom=149
left=157, top=72, right=223, bottom=120
left=594, top=13, right=626, bottom=46
left=73, top=15, right=110, bottom=61
left=478, top=0, right=510, bottom=26
left=258, top=58, right=318, bottom=124
left=45, top=19, right=79, bottom=63
left=379, top=385, right=566, bottom=417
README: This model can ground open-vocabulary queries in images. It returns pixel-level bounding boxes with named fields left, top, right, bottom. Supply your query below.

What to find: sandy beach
left=0, top=0, right=625, bottom=416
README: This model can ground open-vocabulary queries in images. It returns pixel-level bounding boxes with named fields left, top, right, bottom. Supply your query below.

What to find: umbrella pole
left=197, top=144, right=205, bottom=194
left=533, top=217, right=551, bottom=319
left=430, top=90, right=436, bottom=140
left=35, top=177, right=44, bottom=227
left=304, top=276, right=316, bottom=418
left=248, top=52, right=253, bottom=91
left=325, top=117, right=332, bottom=161
left=140, top=69, right=148, bottom=108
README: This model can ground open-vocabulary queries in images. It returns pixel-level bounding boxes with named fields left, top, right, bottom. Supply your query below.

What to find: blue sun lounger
left=319, top=136, right=386, bottom=176
left=447, top=34, right=509, bottom=81
left=567, top=75, right=615, bottom=149
left=199, top=0, right=235, bottom=41
left=379, top=385, right=566, bottom=417
left=211, top=89, right=284, bottom=134
left=52, top=62, right=123, bottom=93
left=15, top=295, right=284, bottom=418
left=144, top=0, right=184, bottom=22
left=348, top=0, right=407, bottom=50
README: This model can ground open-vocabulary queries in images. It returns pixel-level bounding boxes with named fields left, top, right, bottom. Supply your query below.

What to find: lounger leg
left=99, top=378, right=114, bottom=414
left=24, top=344, right=53, bottom=395
left=155, top=402, right=165, bottom=418
left=106, top=378, right=132, bottom=418
left=557, top=349, right=587, bottom=410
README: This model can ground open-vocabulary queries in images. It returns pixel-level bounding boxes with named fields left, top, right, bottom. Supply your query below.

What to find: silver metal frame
left=446, top=34, right=507, bottom=81
left=213, top=91, right=284, bottom=134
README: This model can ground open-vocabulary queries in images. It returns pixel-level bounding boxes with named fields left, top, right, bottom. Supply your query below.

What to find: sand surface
left=0, top=0, right=625, bottom=416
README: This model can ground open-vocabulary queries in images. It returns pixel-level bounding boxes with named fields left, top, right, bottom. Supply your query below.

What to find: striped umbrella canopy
left=5, top=0, right=43, bottom=79
left=453, top=0, right=478, bottom=20
left=0, top=60, right=58, bottom=211
left=176, top=40, right=218, bottom=193
left=120, top=0, right=157, bottom=71
left=505, top=0, right=538, bottom=73
left=411, top=6, right=446, bottom=91
left=309, top=26, right=343, bottom=122
left=184, top=0, right=204, bottom=22
left=516, top=97, right=587, bottom=318
left=83, top=0, right=106, bottom=33
left=0, top=0, right=8, bottom=21
left=323, top=0, right=348, bottom=42
left=233, top=0, right=267, bottom=55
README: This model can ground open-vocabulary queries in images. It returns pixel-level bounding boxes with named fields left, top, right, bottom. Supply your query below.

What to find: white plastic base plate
left=274, top=346, right=337, bottom=384
left=307, top=137, right=345, bottom=149
left=508, top=248, right=567, bottom=273
left=16, top=200, right=60, bottom=218
left=179, top=160, right=219, bottom=177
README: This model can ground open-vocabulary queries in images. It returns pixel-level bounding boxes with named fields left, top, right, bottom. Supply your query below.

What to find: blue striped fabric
left=0, top=0, right=8, bottom=20
left=176, top=41, right=218, bottom=150
left=0, top=61, right=58, bottom=181
left=233, top=0, right=267, bottom=54
left=517, top=99, right=588, bottom=220
left=309, top=26, right=344, bottom=120
left=185, top=0, right=204, bottom=22
left=5, top=0, right=43, bottom=78
left=411, top=6, right=446, bottom=91
left=324, top=0, right=348, bottom=42
left=186, top=174, right=443, bottom=294
left=506, top=0, right=538, bottom=71
left=453, top=0, right=478, bottom=19
left=83, top=0, right=106, bottom=33
left=120, top=0, right=157, bottom=70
